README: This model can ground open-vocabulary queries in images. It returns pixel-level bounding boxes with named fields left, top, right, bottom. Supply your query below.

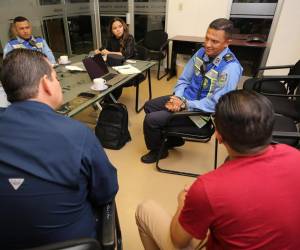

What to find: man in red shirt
left=136, top=90, right=300, bottom=249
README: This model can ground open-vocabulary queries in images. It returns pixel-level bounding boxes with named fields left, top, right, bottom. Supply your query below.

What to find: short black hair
left=209, top=18, right=234, bottom=39
left=214, top=90, right=274, bottom=154
left=1, top=49, right=52, bottom=102
left=13, top=16, right=29, bottom=24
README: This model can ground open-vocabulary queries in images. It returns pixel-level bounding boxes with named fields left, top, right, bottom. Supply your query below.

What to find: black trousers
left=143, top=95, right=197, bottom=151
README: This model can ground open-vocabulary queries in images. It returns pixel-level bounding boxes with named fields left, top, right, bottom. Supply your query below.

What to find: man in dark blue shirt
left=0, top=49, right=118, bottom=249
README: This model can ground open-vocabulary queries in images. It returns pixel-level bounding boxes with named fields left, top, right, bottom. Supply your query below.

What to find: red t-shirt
left=179, top=144, right=300, bottom=249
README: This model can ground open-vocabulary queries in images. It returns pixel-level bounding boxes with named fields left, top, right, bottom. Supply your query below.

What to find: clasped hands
left=94, top=48, right=109, bottom=56
left=165, top=96, right=186, bottom=112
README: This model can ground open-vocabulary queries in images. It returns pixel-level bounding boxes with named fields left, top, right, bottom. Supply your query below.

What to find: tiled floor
left=75, top=68, right=246, bottom=249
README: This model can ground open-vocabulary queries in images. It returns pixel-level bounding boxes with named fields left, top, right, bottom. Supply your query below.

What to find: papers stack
left=112, top=64, right=141, bottom=74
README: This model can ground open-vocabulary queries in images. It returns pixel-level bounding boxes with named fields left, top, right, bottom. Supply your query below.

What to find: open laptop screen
left=82, top=54, right=109, bottom=80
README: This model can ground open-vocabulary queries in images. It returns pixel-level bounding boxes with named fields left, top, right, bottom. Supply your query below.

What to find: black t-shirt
left=105, top=34, right=135, bottom=59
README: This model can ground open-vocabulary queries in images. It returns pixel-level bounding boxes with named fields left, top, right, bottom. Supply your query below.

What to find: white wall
left=166, top=0, right=232, bottom=38
left=265, top=0, right=300, bottom=75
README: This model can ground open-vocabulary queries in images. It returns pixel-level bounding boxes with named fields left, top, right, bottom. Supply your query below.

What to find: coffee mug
left=92, top=78, right=107, bottom=90
left=59, top=55, right=69, bottom=64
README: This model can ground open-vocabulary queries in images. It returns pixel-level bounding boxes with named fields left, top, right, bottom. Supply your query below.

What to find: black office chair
left=263, top=81, right=300, bottom=122
left=136, top=30, right=169, bottom=80
left=156, top=111, right=218, bottom=177
left=243, top=60, right=300, bottom=95
left=272, top=114, right=300, bottom=147
left=26, top=200, right=122, bottom=250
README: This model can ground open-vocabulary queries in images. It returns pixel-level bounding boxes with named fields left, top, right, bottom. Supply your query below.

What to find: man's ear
left=40, top=75, right=52, bottom=96
left=215, top=129, right=223, bottom=144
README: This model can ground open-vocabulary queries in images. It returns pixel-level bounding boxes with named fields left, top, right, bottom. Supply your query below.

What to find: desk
left=168, top=35, right=267, bottom=80
left=56, top=55, right=156, bottom=116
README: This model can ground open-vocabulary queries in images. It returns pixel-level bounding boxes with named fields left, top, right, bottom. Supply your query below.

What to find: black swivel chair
left=263, top=81, right=300, bottom=123
left=272, top=114, right=300, bottom=147
left=243, top=60, right=300, bottom=95
left=156, top=111, right=218, bottom=177
left=136, top=30, right=169, bottom=80
left=26, top=200, right=122, bottom=250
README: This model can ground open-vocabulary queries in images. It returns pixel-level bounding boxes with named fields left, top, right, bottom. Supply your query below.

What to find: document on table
left=112, top=64, right=141, bottom=74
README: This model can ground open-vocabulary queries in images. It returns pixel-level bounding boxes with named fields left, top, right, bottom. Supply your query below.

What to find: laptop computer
left=82, top=54, right=128, bottom=86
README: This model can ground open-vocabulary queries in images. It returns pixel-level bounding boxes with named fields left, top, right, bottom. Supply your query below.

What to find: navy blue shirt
left=0, top=101, right=118, bottom=249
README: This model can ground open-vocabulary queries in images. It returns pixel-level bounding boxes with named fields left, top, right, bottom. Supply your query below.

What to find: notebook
left=82, top=54, right=128, bottom=86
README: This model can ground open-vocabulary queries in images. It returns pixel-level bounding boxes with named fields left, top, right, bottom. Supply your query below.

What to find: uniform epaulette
left=224, top=53, right=234, bottom=62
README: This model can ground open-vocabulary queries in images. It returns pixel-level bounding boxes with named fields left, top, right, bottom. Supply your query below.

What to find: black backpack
left=95, top=103, right=131, bottom=149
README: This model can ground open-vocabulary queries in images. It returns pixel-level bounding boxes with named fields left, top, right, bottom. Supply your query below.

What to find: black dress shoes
left=141, top=149, right=168, bottom=164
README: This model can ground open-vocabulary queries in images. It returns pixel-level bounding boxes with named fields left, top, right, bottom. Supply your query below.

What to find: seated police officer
left=0, top=49, right=118, bottom=249
left=141, top=18, right=243, bottom=163
left=3, top=16, right=56, bottom=64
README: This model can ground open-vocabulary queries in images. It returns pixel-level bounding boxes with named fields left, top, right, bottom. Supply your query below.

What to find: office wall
left=166, top=0, right=232, bottom=38
left=265, top=0, right=300, bottom=74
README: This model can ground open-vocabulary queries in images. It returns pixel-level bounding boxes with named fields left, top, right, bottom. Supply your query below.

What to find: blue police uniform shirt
left=3, top=36, right=56, bottom=64
left=0, top=101, right=118, bottom=249
left=174, top=47, right=243, bottom=112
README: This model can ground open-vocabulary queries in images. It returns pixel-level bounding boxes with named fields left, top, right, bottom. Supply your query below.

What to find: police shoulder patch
left=218, top=73, right=228, bottom=85
left=224, top=53, right=233, bottom=62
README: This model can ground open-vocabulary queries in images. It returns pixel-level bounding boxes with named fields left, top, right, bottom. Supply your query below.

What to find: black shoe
left=166, top=137, right=185, bottom=149
left=141, top=149, right=169, bottom=164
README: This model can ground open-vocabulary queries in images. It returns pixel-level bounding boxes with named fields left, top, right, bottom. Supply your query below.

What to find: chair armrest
left=258, top=64, right=294, bottom=71
left=166, top=110, right=213, bottom=125
left=272, top=130, right=300, bottom=139
left=259, top=75, right=300, bottom=81
left=159, top=40, right=169, bottom=52
left=100, top=200, right=116, bottom=248
left=136, top=39, right=144, bottom=46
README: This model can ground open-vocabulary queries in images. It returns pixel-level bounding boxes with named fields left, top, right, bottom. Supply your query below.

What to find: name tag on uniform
left=205, top=68, right=218, bottom=80
left=194, top=57, right=203, bottom=76
left=12, top=44, right=26, bottom=49
left=36, top=42, right=43, bottom=49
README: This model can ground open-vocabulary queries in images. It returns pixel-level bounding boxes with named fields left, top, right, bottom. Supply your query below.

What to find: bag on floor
left=95, top=103, right=131, bottom=149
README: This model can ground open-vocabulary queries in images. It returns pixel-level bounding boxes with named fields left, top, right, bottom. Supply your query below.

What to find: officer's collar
left=16, top=35, right=35, bottom=43
left=203, top=47, right=229, bottom=66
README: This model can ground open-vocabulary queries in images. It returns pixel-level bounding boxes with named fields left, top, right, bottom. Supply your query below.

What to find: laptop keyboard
left=102, top=72, right=117, bottom=81
left=104, top=73, right=128, bottom=86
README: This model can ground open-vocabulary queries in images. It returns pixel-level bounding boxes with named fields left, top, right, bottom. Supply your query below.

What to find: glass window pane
left=43, top=18, right=67, bottom=55
left=68, top=15, right=93, bottom=54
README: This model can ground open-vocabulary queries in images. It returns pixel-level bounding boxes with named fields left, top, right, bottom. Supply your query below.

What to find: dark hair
left=109, top=17, right=130, bottom=54
left=214, top=90, right=274, bottom=154
left=13, top=16, right=29, bottom=24
left=1, top=49, right=52, bottom=102
left=209, top=18, right=234, bottom=39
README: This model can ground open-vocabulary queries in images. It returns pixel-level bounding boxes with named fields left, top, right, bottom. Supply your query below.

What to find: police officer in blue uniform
left=141, top=18, right=243, bottom=163
left=0, top=49, right=118, bottom=249
left=3, top=16, right=56, bottom=64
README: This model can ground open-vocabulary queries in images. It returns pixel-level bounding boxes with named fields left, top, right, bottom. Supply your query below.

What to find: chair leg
left=214, top=138, right=218, bottom=169
left=135, top=70, right=152, bottom=113
left=155, top=138, right=199, bottom=178
left=157, top=59, right=169, bottom=80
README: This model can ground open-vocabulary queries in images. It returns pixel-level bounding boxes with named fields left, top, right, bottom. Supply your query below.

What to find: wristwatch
left=179, top=97, right=187, bottom=110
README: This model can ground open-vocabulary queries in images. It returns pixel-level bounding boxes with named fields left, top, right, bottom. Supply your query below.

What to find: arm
left=42, top=39, right=56, bottom=64
left=122, top=35, right=135, bottom=59
left=81, top=130, right=118, bottom=206
left=170, top=186, right=194, bottom=248
left=173, top=54, right=197, bottom=97
left=171, top=180, right=214, bottom=248
left=186, top=62, right=242, bottom=112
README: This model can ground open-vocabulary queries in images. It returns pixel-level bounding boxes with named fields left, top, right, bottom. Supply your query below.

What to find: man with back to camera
left=136, top=90, right=300, bottom=249
left=141, top=18, right=243, bottom=164
left=3, top=16, right=56, bottom=64
left=0, top=49, right=118, bottom=249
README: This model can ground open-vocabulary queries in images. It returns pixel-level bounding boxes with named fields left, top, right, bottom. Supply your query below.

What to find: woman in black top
left=96, top=17, right=136, bottom=101
left=96, top=17, right=135, bottom=59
